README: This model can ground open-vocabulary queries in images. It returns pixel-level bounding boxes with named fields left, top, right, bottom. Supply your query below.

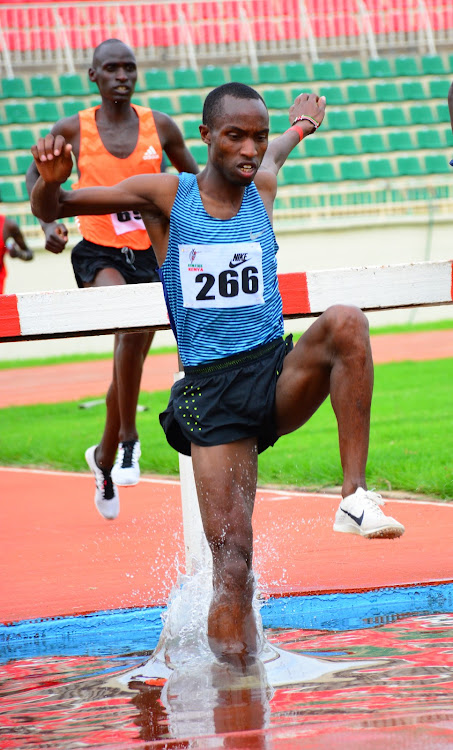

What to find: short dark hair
left=202, top=82, right=266, bottom=129
left=91, top=38, right=134, bottom=67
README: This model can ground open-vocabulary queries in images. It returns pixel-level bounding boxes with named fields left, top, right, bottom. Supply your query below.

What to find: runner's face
left=90, top=43, right=137, bottom=102
left=208, top=96, right=269, bottom=185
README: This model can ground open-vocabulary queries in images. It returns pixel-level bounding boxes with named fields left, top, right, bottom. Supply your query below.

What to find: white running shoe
left=111, top=439, right=141, bottom=486
left=333, top=487, right=405, bottom=539
left=85, top=445, right=120, bottom=520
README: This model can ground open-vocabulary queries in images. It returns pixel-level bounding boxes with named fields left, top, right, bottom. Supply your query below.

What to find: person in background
left=0, top=211, right=33, bottom=293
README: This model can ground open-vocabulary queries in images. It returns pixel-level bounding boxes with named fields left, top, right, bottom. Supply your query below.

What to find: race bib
left=111, top=210, right=146, bottom=235
left=179, top=242, right=264, bottom=309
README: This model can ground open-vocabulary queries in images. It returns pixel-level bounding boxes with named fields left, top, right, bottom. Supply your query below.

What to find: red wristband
left=286, top=124, right=304, bottom=142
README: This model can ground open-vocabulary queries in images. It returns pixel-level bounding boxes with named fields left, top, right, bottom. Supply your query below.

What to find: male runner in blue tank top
left=31, top=82, right=405, bottom=667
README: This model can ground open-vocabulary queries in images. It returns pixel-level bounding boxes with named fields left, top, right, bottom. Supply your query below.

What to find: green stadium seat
left=375, top=82, right=402, bottom=102
left=0, top=156, right=13, bottom=176
left=326, top=109, right=353, bottom=130
left=381, top=107, right=407, bottom=127
left=182, top=118, right=201, bottom=139
left=262, top=88, right=289, bottom=109
left=332, top=134, right=359, bottom=155
left=5, top=102, right=33, bottom=124
left=59, top=73, right=88, bottom=96
left=201, top=66, right=227, bottom=87
left=424, top=154, right=449, bottom=174
left=148, top=95, right=177, bottom=115
left=281, top=164, right=308, bottom=185
left=0, top=132, right=9, bottom=150
left=312, top=60, right=338, bottom=80
left=340, top=160, right=366, bottom=180
left=340, top=59, right=365, bottom=79
left=436, top=103, right=450, bottom=122
left=34, top=100, right=60, bottom=122
left=144, top=68, right=171, bottom=91
left=284, top=61, right=311, bottom=82
left=347, top=83, right=373, bottom=104
left=388, top=130, right=414, bottom=151
left=360, top=133, right=386, bottom=153
left=367, top=57, right=393, bottom=78
left=396, top=156, right=423, bottom=176
left=39, top=126, right=52, bottom=138
left=190, top=143, right=208, bottom=164
left=429, top=79, right=450, bottom=99
left=354, top=108, right=379, bottom=128
left=30, top=75, right=58, bottom=97
left=270, top=113, right=290, bottom=133
left=368, top=158, right=394, bottom=178
left=257, top=63, right=282, bottom=84
left=320, top=85, right=345, bottom=105
left=178, top=93, right=203, bottom=115
left=401, top=80, right=426, bottom=101
left=311, top=161, right=338, bottom=182
left=394, top=55, right=420, bottom=77
left=10, top=128, right=35, bottom=150
left=443, top=127, right=453, bottom=147
left=15, top=154, right=33, bottom=174
left=228, top=64, right=255, bottom=85
left=416, top=129, right=442, bottom=149
left=0, top=181, right=21, bottom=202
left=173, top=68, right=200, bottom=89
left=303, top=136, right=330, bottom=157
left=421, top=54, right=446, bottom=75
left=1, top=76, right=28, bottom=98
left=409, top=105, right=434, bottom=125
left=62, top=99, right=83, bottom=117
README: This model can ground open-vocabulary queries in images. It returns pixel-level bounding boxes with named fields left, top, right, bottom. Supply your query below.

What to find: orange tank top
left=72, top=105, right=163, bottom=250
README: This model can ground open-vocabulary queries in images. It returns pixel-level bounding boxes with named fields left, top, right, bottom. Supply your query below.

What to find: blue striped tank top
left=159, top=172, right=283, bottom=367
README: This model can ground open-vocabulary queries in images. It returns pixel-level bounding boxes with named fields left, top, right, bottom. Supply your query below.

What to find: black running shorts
left=71, top=238, right=160, bottom=288
left=159, top=335, right=293, bottom=456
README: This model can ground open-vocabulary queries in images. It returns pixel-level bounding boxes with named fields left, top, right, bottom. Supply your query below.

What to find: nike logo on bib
left=341, top=508, right=365, bottom=526
left=229, top=252, right=249, bottom=269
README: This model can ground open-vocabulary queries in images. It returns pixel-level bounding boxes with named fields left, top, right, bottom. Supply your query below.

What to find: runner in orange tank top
left=26, top=39, right=199, bottom=520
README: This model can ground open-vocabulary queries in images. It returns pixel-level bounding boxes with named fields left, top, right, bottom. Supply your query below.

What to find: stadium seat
left=257, top=63, right=282, bottom=84
left=15, top=154, right=33, bottom=174
left=30, top=75, right=58, bottom=97
left=443, top=127, right=453, bottom=147
left=284, top=61, right=311, bottom=82
left=0, top=156, right=13, bottom=176
left=190, top=143, right=208, bottom=164
left=228, top=64, right=255, bottom=85
left=326, top=109, right=353, bottom=130
left=374, top=82, right=401, bottom=102
left=144, top=68, right=171, bottom=91
left=421, top=54, right=446, bottom=75
left=201, top=66, right=227, bottom=87
left=449, top=53, right=453, bottom=73
left=10, top=128, right=35, bottom=150
left=62, top=99, right=83, bottom=117
left=311, top=161, right=338, bottom=181
left=173, top=67, right=200, bottom=89
left=59, top=73, right=88, bottom=96
left=1, top=76, right=28, bottom=98
left=332, top=134, right=359, bottom=155
left=182, top=118, right=201, bottom=139
left=396, top=156, right=423, bottom=176
left=270, top=113, right=290, bottom=133
left=424, top=154, right=449, bottom=174
left=436, top=104, right=450, bottom=122
left=34, top=100, right=60, bottom=122
left=360, top=133, right=386, bottom=153
left=312, top=60, right=338, bottom=81
left=340, top=160, right=366, bottom=180
left=0, top=132, right=9, bottom=150
left=340, top=59, right=365, bottom=79
left=429, top=79, right=450, bottom=99
left=409, top=105, right=434, bottom=125
left=281, top=164, right=308, bottom=185
left=347, top=84, right=373, bottom=104
left=262, top=88, right=289, bottom=109
left=0, top=181, right=20, bottom=202
left=354, top=108, right=379, bottom=128
left=320, top=85, right=345, bottom=105
left=368, top=158, right=394, bottom=178
left=381, top=107, right=407, bottom=127
left=148, top=95, right=177, bottom=115
left=178, top=93, right=203, bottom=114
left=388, top=130, right=414, bottom=151
left=303, top=136, right=330, bottom=158
left=416, top=129, right=442, bottom=149
left=5, top=102, right=33, bottom=124
left=401, top=80, right=426, bottom=101
left=367, top=57, right=393, bottom=78
left=394, top=56, right=420, bottom=77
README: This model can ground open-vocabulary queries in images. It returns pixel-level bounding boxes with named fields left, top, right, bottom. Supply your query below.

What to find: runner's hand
left=44, top=222, right=69, bottom=254
left=31, top=134, right=73, bottom=185
left=289, top=93, right=326, bottom=132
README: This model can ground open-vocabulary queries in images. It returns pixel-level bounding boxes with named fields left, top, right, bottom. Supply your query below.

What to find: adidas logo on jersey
left=143, top=145, right=160, bottom=160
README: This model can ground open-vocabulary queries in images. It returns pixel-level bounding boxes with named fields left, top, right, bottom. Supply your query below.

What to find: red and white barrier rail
left=1, top=260, right=452, bottom=343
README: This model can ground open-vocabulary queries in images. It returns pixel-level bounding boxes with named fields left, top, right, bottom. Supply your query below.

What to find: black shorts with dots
left=159, top=335, right=293, bottom=456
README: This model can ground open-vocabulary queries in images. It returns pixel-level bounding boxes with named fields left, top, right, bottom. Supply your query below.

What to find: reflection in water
left=0, top=614, right=453, bottom=748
